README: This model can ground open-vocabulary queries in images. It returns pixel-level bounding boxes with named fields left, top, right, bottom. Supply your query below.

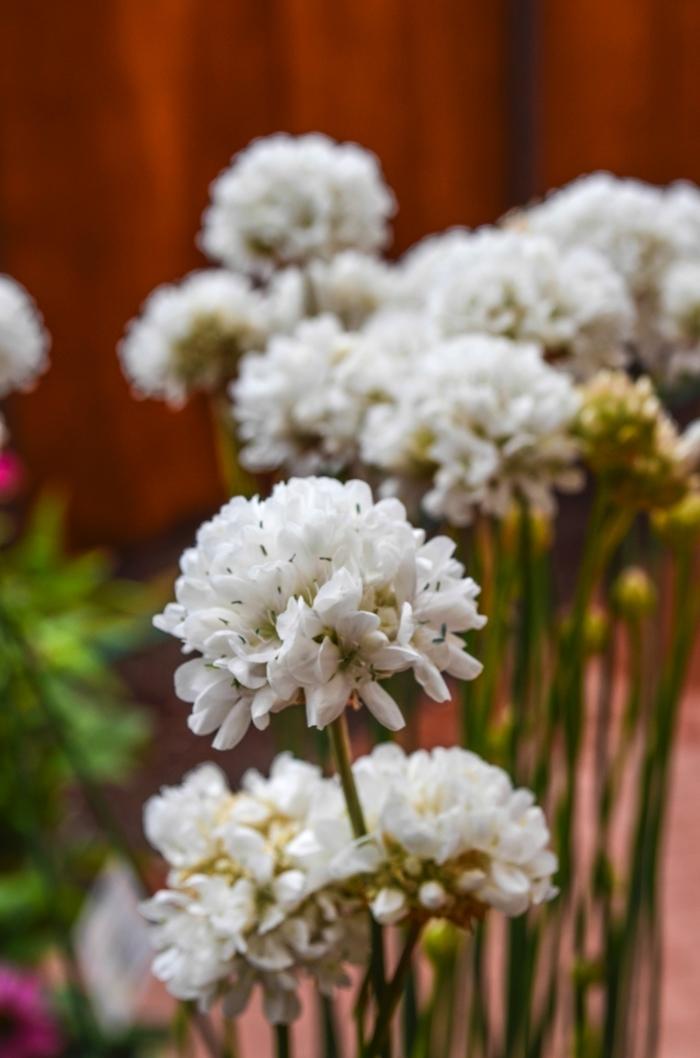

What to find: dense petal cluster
left=154, top=477, right=485, bottom=748
left=200, top=134, right=395, bottom=275
left=362, top=337, right=582, bottom=526
left=421, top=230, right=633, bottom=379
left=657, top=260, right=700, bottom=379
left=0, top=275, right=50, bottom=397
left=141, top=759, right=367, bottom=1023
left=119, top=270, right=295, bottom=407
left=233, top=315, right=373, bottom=475
left=307, top=252, right=399, bottom=330
left=575, top=371, right=695, bottom=509
left=310, top=744, right=558, bottom=927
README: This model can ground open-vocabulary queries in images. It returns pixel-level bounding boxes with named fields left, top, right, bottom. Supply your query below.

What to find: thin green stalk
left=209, top=391, right=256, bottom=499
left=275, top=1024, right=291, bottom=1058
left=328, top=714, right=387, bottom=1047
left=362, top=922, right=422, bottom=1058
left=320, top=994, right=341, bottom=1058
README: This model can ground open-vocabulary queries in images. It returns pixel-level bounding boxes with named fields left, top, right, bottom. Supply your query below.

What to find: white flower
left=362, top=336, right=582, bottom=526
left=397, top=229, right=474, bottom=302
left=327, top=744, right=558, bottom=925
left=141, top=757, right=367, bottom=1023
left=524, top=173, right=679, bottom=299
left=154, top=476, right=485, bottom=749
left=200, top=133, right=395, bottom=275
left=232, top=315, right=369, bottom=475
left=307, top=252, right=399, bottom=329
left=657, top=260, right=700, bottom=379
left=119, top=270, right=283, bottom=407
left=0, top=274, right=50, bottom=397
left=424, top=230, right=633, bottom=379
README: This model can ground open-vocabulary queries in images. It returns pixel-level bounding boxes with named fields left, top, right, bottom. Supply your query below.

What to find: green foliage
left=0, top=494, right=159, bottom=964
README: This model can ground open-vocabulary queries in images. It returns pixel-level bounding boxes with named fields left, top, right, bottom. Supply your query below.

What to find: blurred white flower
left=308, top=251, right=399, bottom=329
left=154, top=476, right=485, bottom=749
left=397, top=228, right=474, bottom=303
left=424, top=229, right=633, bottom=379
left=362, top=336, right=582, bottom=526
left=325, top=744, right=558, bottom=925
left=232, top=315, right=369, bottom=475
left=119, top=270, right=278, bottom=407
left=524, top=173, right=680, bottom=300
left=657, top=260, right=700, bottom=379
left=200, top=133, right=395, bottom=275
left=0, top=274, right=50, bottom=397
left=141, top=757, right=367, bottom=1023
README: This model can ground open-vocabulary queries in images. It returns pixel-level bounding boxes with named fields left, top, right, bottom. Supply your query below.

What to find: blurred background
left=2, top=2, right=700, bottom=1053
left=3, top=0, right=700, bottom=547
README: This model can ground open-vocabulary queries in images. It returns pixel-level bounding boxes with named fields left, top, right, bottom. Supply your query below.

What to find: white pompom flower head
left=199, top=133, right=396, bottom=275
left=141, top=757, right=368, bottom=1023
left=0, top=274, right=50, bottom=397
left=155, top=476, right=486, bottom=749
left=318, top=744, right=558, bottom=929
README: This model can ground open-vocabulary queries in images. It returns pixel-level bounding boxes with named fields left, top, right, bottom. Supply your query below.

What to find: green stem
left=209, top=391, right=257, bottom=499
left=328, top=714, right=387, bottom=1043
left=275, top=1024, right=291, bottom=1058
left=362, top=922, right=422, bottom=1058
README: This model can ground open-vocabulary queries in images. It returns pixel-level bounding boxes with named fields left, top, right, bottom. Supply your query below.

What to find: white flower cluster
left=119, top=270, right=301, bottom=407
left=141, top=758, right=368, bottom=1023
left=155, top=476, right=485, bottom=749
left=321, top=744, right=558, bottom=926
left=524, top=172, right=700, bottom=381
left=142, top=747, right=557, bottom=1020
left=362, top=336, right=582, bottom=526
left=0, top=274, right=50, bottom=398
left=411, top=229, right=633, bottom=379
left=200, top=133, right=395, bottom=275
left=658, top=260, right=700, bottom=379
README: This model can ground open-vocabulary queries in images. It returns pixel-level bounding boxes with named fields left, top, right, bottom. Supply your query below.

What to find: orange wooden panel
left=538, top=0, right=700, bottom=190
left=0, top=0, right=509, bottom=545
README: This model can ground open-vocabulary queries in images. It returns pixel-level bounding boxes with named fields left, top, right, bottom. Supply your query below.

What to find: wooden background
left=1, top=0, right=700, bottom=545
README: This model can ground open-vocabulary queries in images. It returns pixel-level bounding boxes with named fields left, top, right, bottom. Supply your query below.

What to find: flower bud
left=422, top=919, right=459, bottom=965
left=612, top=566, right=656, bottom=619
left=419, top=880, right=448, bottom=911
left=652, top=490, right=700, bottom=547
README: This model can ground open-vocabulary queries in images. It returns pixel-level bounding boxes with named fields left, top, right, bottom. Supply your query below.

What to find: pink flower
left=0, top=451, right=23, bottom=500
left=0, top=965, right=62, bottom=1058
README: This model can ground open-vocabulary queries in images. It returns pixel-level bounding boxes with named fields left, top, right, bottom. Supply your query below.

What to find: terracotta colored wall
left=1, top=1, right=699, bottom=545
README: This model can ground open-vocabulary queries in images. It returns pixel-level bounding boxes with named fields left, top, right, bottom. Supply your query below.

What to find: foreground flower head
left=154, top=477, right=485, bottom=748
left=199, top=133, right=395, bottom=275
left=0, top=275, right=50, bottom=398
left=362, top=336, right=582, bottom=526
left=575, top=371, right=694, bottom=509
left=314, top=744, right=558, bottom=927
left=0, top=964, right=62, bottom=1058
left=657, top=259, right=700, bottom=380
left=141, top=759, right=367, bottom=1023
left=119, top=270, right=295, bottom=407
left=415, top=229, right=633, bottom=379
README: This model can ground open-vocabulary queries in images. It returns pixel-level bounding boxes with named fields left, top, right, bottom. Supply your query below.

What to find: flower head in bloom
left=0, top=965, right=62, bottom=1058
left=307, top=252, right=399, bottom=330
left=232, top=316, right=371, bottom=476
left=0, top=275, right=50, bottom=397
left=523, top=173, right=680, bottom=300
left=424, top=230, right=633, bottom=379
left=575, top=371, right=694, bottom=509
left=200, top=134, right=395, bottom=275
left=154, top=477, right=485, bottom=749
left=119, top=270, right=280, bottom=407
left=657, top=260, right=700, bottom=379
left=362, top=337, right=582, bottom=526
left=141, top=758, right=367, bottom=1023
left=315, top=744, right=557, bottom=927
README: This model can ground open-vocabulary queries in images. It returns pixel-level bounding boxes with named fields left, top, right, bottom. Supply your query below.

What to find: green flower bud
left=612, top=566, right=657, bottom=619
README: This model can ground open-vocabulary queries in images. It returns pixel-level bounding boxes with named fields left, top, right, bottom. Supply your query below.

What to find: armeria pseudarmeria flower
left=574, top=371, right=696, bottom=509
left=361, top=336, right=582, bottom=526
left=0, top=274, right=50, bottom=398
left=119, top=269, right=300, bottom=407
left=199, top=133, right=395, bottom=275
left=154, top=476, right=485, bottom=748
left=422, top=229, right=633, bottom=380
left=304, top=744, right=557, bottom=929
left=141, top=758, right=367, bottom=1024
